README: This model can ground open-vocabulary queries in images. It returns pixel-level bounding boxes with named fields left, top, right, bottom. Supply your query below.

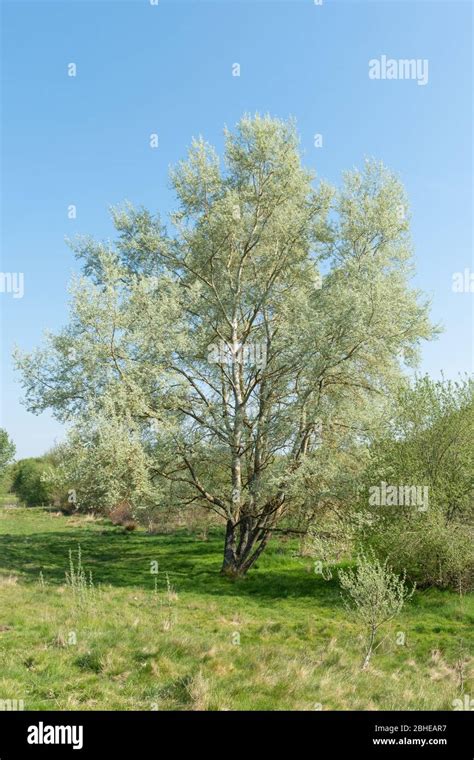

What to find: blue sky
left=1, top=0, right=472, bottom=459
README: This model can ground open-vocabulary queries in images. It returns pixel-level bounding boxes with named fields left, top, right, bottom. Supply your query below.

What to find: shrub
left=339, top=551, right=414, bottom=669
left=109, top=501, right=137, bottom=530
left=42, top=415, right=159, bottom=517
left=365, top=512, right=473, bottom=593
left=11, top=457, right=54, bottom=506
left=356, top=376, right=474, bottom=590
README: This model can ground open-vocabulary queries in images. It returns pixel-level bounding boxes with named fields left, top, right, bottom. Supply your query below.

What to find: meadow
left=0, top=506, right=472, bottom=711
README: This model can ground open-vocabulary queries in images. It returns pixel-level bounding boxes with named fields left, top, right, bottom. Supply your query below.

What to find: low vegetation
left=0, top=507, right=472, bottom=711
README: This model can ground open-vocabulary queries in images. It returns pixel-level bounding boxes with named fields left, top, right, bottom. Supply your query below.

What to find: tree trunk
left=362, top=626, right=376, bottom=670
left=220, top=519, right=271, bottom=578
left=221, top=520, right=237, bottom=575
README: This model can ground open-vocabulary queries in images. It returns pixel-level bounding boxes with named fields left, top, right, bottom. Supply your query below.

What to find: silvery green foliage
left=45, top=405, right=158, bottom=514
left=14, top=115, right=436, bottom=573
left=0, top=429, right=15, bottom=475
left=339, top=551, right=414, bottom=668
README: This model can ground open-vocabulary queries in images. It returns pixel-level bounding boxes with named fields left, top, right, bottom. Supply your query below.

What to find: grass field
left=0, top=506, right=472, bottom=711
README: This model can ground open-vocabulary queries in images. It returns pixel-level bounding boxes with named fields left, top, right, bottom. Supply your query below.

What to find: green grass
left=0, top=493, right=19, bottom=507
left=0, top=506, right=472, bottom=710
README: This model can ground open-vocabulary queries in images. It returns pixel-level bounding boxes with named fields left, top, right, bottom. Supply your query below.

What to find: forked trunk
left=220, top=519, right=270, bottom=578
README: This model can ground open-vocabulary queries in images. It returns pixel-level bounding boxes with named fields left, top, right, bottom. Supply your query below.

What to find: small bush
left=364, top=512, right=473, bottom=593
left=11, top=458, right=54, bottom=506
left=109, top=502, right=137, bottom=530
left=339, top=551, right=414, bottom=669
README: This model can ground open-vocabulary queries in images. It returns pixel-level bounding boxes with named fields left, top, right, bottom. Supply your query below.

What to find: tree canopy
left=15, top=115, right=437, bottom=575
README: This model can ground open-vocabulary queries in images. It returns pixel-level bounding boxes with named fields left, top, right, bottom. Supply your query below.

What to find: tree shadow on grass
left=0, top=525, right=342, bottom=604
